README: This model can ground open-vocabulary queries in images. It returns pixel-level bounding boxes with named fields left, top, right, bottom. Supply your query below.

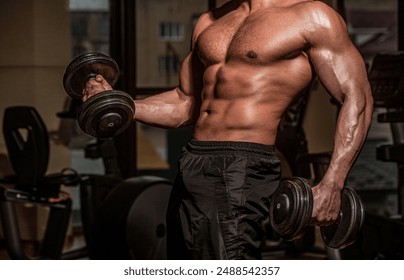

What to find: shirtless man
left=84, top=0, right=373, bottom=259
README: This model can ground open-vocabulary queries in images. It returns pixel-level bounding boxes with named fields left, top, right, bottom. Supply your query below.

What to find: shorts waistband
left=187, top=139, right=276, bottom=156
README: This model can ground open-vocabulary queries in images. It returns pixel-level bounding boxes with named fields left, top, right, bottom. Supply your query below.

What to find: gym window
left=158, top=55, right=180, bottom=75
left=159, top=22, right=184, bottom=41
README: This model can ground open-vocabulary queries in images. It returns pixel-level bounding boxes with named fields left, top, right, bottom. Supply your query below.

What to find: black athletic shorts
left=166, top=139, right=281, bottom=260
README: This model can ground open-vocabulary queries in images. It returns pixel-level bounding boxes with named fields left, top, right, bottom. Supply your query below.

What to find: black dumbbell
left=269, top=177, right=364, bottom=249
left=63, top=52, right=135, bottom=138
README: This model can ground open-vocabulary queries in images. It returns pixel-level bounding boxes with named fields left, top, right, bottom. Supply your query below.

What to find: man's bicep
left=311, top=42, right=369, bottom=103
left=306, top=4, right=369, bottom=103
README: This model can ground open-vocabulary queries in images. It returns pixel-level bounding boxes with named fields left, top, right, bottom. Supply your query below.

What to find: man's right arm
left=84, top=13, right=209, bottom=129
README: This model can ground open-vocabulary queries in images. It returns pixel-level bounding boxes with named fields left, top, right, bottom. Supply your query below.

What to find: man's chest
left=195, top=11, right=309, bottom=65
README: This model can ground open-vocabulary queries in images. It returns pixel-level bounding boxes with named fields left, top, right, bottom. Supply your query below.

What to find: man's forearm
left=134, top=88, right=197, bottom=129
left=322, top=93, right=373, bottom=189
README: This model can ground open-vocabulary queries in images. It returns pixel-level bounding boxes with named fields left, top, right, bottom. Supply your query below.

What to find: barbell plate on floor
left=78, top=90, right=134, bottom=138
left=90, top=176, right=172, bottom=260
left=125, top=180, right=172, bottom=260
left=63, top=52, right=120, bottom=99
left=320, top=187, right=364, bottom=249
left=269, top=177, right=313, bottom=240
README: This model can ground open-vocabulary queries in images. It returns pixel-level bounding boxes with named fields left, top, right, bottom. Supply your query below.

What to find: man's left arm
left=306, top=3, right=374, bottom=224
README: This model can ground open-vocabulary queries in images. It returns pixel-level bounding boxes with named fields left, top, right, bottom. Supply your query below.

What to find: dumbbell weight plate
left=295, top=178, right=313, bottom=240
left=269, top=181, right=299, bottom=238
left=269, top=177, right=313, bottom=240
left=63, top=52, right=120, bottom=99
left=78, top=90, right=134, bottom=138
left=320, top=187, right=364, bottom=249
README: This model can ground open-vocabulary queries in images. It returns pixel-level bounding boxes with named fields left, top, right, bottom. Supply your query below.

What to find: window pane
left=136, top=0, right=208, bottom=88
left=69, top=2, right=110, bottom=57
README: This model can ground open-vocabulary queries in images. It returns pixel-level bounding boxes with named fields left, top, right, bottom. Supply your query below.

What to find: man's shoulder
left=297, top=1, right=351, bottom=50
left=192, top=12, right=214, bottom=39
left=192, top=1, right=235, bottom=37
left=296, top=1, right=345, bottom=28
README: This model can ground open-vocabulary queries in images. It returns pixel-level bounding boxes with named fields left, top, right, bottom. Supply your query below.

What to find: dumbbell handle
left=63, top=52, right=120, bottom=99
left=82, top=73, right=98, bottom=89
left=320, top=187, right=364, bottom=249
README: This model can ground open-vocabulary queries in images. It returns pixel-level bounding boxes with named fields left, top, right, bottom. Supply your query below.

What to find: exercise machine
left=0, top=106, right=172, bottom=260
left=0, top=106, right=78, bottom=259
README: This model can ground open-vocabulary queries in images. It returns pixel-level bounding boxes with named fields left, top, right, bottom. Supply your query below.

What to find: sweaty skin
left=84, top=0, right=373, bottom=226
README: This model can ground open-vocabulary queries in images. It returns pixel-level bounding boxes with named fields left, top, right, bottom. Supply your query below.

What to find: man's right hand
left=83, top=74, right=113, bottom=102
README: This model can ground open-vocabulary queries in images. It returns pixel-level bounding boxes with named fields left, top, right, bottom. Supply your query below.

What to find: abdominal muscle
left=192, top=63, right=304, bottom=145
left=194, top=99, right=281, bottom=145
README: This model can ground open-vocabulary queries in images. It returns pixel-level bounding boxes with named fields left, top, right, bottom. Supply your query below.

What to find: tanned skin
left=84, top=0, right=373, bottom=226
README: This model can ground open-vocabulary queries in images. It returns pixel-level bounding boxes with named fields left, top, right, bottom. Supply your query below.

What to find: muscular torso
left=130, top=0, right=370, bottom=222
left=193, top=1, right=315, bottom=145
